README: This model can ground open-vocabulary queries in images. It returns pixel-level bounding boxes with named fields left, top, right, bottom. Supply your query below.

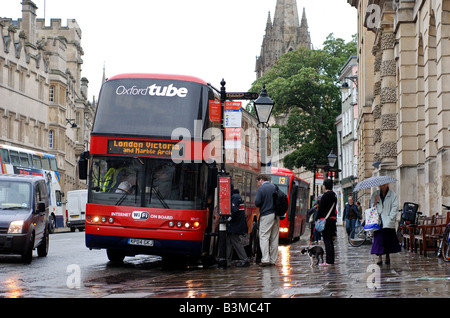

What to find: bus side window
left=32, top=155, right=42, bottom=169
left=42, top=158, right=50, bottom=170
left=0, top=149, right=10, bottom=164
left=10, top=151, right=20, bottom=166
left=19, top=152, right=30, bottom=167
left=50, top=158, right=58, bottom=171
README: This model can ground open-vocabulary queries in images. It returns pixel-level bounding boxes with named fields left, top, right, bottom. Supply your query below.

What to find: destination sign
left=107, top=139, right=184, bottom=158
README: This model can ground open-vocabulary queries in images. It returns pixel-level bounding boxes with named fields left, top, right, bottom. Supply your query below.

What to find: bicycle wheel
left=441, top=225, right=450, bottom=263
left=349, top=224, right=366, bottom=247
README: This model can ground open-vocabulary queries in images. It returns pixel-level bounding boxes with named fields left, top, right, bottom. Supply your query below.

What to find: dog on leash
left=301, top=246, right=324, bottom=266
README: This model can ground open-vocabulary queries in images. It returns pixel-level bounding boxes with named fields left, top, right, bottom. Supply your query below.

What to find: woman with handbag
left=317, top=179, right=337, bottom=265
left=370, top=183, right=401, bottom=265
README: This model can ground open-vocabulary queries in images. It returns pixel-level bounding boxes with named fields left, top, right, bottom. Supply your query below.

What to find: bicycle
left=348, top=222, right=373, bottom=247
left=396, top=202, right=422, bottom=248
left=437, top=204, right=450, bottom=262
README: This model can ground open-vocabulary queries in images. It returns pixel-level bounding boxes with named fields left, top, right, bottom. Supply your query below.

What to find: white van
left=66, top=189, right=87, bottom=232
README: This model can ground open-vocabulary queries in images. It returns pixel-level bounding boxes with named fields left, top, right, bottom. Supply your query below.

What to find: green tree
left=250, top=33, right=356, bottom=171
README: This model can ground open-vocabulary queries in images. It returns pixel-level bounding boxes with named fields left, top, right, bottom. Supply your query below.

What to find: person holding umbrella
left=369, top=182, right=401, bottom=265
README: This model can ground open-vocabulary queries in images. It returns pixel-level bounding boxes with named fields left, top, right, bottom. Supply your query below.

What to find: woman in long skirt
left=370, top=183, right=401, bottom=265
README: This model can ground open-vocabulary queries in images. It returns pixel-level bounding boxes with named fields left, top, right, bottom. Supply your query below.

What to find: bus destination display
left=107, top=139, right=184, bottom=158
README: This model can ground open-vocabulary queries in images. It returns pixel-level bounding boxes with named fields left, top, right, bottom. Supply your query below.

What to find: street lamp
left=327, top=150, right=337, bottom=168
left=254, top=85, right=275, bottom=128
left=66, top=118, right=78, bottom=128
left=340, top=75, right=358, bottom=94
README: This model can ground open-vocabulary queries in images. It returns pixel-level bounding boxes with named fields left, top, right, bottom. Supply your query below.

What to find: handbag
left=315, top=203, right=335, bottom=233
left=363, top=207, right=381, bottom=232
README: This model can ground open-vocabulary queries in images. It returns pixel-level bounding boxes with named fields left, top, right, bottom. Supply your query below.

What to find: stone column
left=394, top=0, right=422, bottom=205
left=379, top=28, right=398, bottom=175
left=435, top=3, right=450, bottom=207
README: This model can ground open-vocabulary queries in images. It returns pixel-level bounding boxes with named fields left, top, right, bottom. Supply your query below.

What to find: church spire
left=255, top=0, right=312, bottom=78
left=301, top=7, right=308, bottom=29
left=273, top=0, right=300, bottom=29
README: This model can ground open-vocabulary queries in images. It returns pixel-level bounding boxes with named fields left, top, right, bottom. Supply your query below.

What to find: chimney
left=21, top=0, right=38, bottom=45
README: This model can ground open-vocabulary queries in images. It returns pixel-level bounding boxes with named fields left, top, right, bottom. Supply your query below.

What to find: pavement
left=165, top=225, right=450, bottom=299
left=270, top=226, right=450, bottom=298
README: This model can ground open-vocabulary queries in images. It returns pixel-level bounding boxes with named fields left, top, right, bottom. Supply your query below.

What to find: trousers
left=226, top=233, right=248, bottom=265
left=259, top=213, right=279, bottom=264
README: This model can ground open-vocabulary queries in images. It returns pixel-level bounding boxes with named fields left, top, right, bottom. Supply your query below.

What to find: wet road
left=0, top=226, right=449, bottom=298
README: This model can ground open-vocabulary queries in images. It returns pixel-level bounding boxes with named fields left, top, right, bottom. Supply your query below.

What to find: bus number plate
left=128, top=238, right=154, bottom=247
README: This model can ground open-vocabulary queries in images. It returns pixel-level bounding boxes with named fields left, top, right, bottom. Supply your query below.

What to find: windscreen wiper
left=152, top=186, right=170, bottom=209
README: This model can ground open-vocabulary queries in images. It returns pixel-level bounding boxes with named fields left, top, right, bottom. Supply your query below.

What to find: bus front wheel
left=106, top=249, right=125, bottom=263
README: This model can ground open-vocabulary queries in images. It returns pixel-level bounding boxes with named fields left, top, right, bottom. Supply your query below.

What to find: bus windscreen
left=93, top=78, right=209, bottom=138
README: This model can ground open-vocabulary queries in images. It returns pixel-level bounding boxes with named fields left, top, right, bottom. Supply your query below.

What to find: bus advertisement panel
left=81, top=74, right=265, bottom=265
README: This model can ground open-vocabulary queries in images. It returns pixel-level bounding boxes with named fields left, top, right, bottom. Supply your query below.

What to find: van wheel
left=21, top=233, right=34, bottom=264
left=37, top=228, right=49, bottom=257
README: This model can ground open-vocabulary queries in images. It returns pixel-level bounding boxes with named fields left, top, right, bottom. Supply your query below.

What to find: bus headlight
left=280, top=227, right=289, bottom=233
left=8, top=220, right=24, bottom=234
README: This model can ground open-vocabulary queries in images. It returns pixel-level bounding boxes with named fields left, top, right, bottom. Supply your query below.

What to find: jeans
left=345, top=218, right=357, bottom=238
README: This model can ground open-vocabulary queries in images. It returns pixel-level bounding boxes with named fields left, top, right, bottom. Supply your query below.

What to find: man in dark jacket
left=226, top=188, right=249, bottom=267
left=343, top=195, right=360, bottom=237
left=255, top=174, right=279, bottom=266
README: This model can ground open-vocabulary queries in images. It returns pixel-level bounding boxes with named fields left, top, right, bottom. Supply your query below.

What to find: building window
left=49, top=85, right=55, bottom=102
left=49, top=130, right=54, bottom=149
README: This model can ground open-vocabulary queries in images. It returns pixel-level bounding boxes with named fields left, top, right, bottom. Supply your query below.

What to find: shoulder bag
left=315, top=203, right=335, bottom=233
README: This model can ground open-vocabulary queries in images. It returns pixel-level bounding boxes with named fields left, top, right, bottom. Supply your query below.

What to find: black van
left=0, top=174, right=50, bottom=263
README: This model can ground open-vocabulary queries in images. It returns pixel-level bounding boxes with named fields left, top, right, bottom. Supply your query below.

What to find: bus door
left=288, top=181, right=298, bottom=239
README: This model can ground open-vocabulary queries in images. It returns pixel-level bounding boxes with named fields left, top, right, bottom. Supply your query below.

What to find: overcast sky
left=2, top=0, right=357, bottom=101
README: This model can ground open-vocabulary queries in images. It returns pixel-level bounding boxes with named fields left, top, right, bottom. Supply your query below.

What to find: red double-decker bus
left=79, top=73, right=264, bottom=265
left=270, top=168, right=310, bottom=243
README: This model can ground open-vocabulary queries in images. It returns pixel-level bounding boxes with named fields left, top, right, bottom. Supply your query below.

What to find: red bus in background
left=79, top=73, right=264, bottom=266
left=270, top=168, right=310, bottom=243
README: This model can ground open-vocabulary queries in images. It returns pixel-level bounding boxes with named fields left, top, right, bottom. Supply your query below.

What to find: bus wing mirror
left=78, top=151, right=89, bottom=180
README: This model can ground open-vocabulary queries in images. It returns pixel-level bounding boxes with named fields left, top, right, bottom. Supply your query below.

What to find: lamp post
left=216, top=81, right=274, bottom=269
left=327, top=150, right=337, bottom=184
left=312, top=149, right=338, bottom=204
left=254, top=84, right=275, bottom=174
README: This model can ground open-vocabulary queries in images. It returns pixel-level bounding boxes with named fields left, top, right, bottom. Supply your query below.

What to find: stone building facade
left=256, top=0, right=312, bottom=78
left=348, top=0, right=450, bottom=214
left=0, top=1, right=95, bottom=195
left=337, top=55, right=359, bottom=215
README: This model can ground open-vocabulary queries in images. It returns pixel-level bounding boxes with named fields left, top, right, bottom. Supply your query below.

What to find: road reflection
left=4, top=276, right=23, bottom=298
